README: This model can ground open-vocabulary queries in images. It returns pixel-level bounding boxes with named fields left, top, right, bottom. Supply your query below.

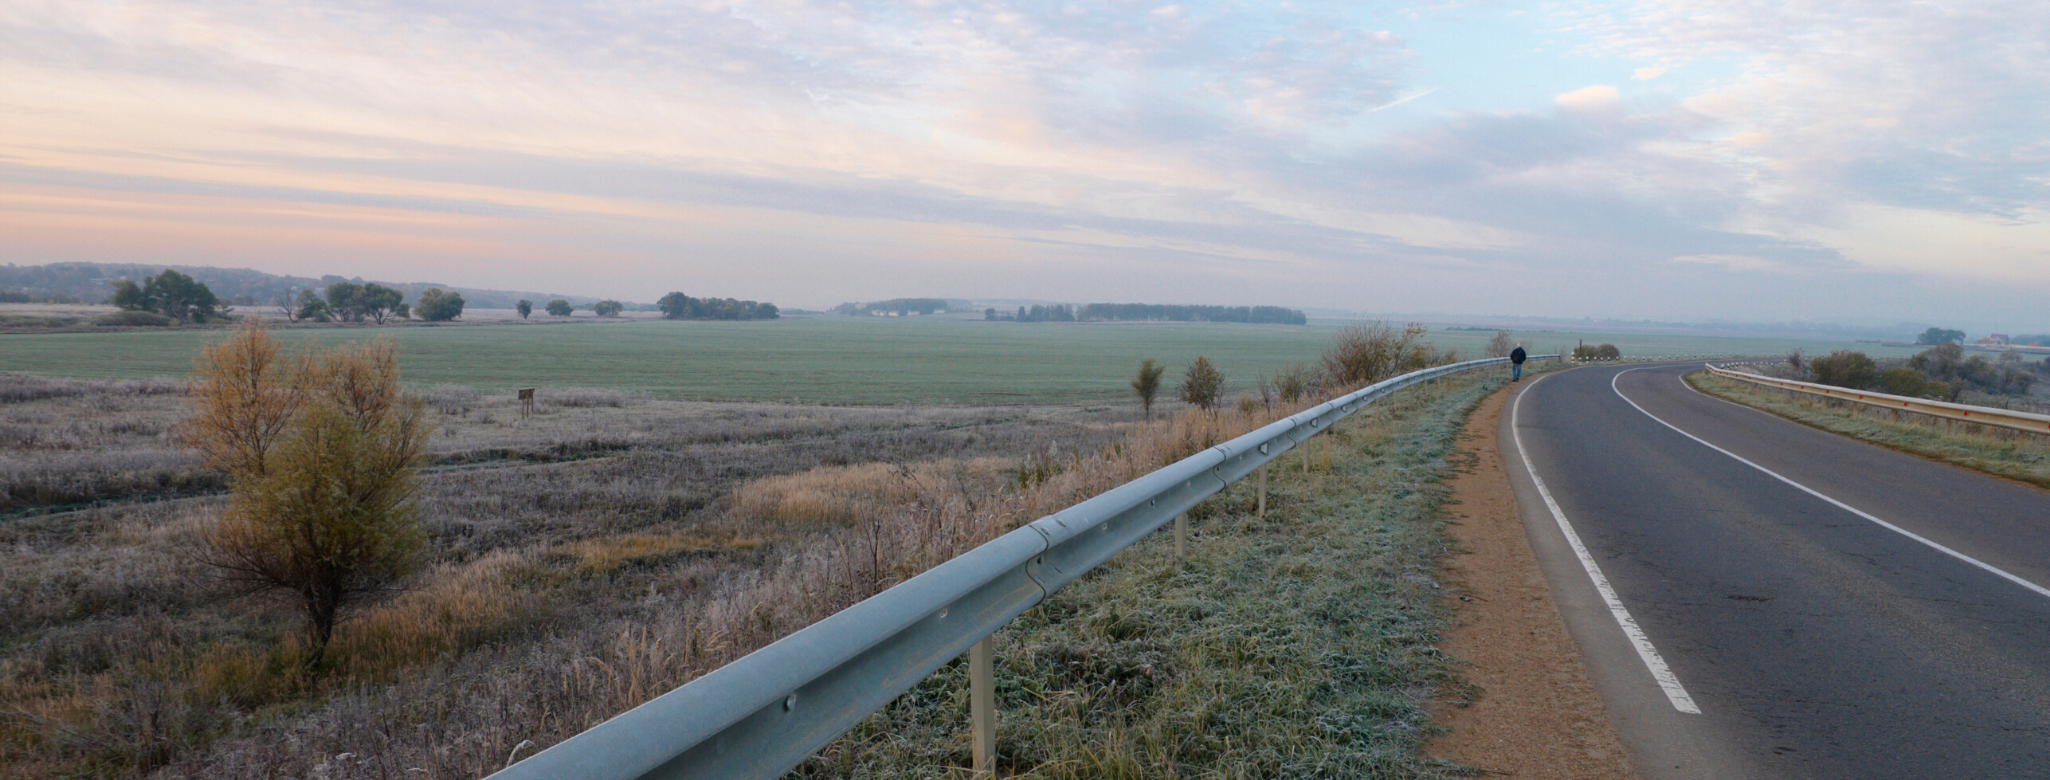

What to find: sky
left=2, top=0, right=2047, bottom=330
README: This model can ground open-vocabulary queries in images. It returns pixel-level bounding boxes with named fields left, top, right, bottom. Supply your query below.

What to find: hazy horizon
left=5, top=1, right=2048, bottom=331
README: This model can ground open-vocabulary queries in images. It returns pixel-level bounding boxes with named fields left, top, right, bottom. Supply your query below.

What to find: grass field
left=0, top=316, right=1922, bottom=405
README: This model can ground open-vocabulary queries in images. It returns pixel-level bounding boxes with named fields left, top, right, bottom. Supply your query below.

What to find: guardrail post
left=1174, top=513, right=1187, bottom=562
left=1301, top=435, right=1311, bottom=472
left=1256, top=464, right=1267, bottom=518
left=971, top=636, right=995, bottom=774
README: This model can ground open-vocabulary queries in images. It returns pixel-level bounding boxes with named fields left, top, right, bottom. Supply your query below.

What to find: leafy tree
left=1916, top=327, right=1966, bottom=345
left=413, top=288, right=464, bottom=321
left=546, top=299, right=574, bottom=316
left=1131, top=358, right=1166, bottom=420
left=109, top=270, right=223, bottom=322
left=593, top=300, right=625, bottom=317
left=324, top=282, right=365, bottom=322
left=1179, top=356, right=1224, bottom=411
left=186, top=322, right=428, bottom=669
left=295, top=289, right=333, bottom=322
left=393, top=302, right=410, bottom=320
left=360, top=284, right=404, bottom=324
left=516, top=300, right=533, bottom=319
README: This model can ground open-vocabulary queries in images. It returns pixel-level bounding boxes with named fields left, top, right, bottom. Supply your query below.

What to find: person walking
left=1510, top=344, right=1527, bottom=380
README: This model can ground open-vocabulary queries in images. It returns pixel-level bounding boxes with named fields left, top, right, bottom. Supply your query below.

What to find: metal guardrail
left=488, top=354, right=1556, bottom=780
left=1705, top=364, right=2050, bottom=435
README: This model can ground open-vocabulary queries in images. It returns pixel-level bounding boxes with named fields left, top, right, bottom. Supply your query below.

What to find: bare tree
left=1485, top=330, right=1514, bottom=358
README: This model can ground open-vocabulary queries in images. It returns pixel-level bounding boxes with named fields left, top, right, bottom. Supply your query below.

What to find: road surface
left=1504, top=363, right=2050, bottom=779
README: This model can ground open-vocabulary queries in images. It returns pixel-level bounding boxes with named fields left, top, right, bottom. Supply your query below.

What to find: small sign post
left=518, top=388, right=536, bottom=419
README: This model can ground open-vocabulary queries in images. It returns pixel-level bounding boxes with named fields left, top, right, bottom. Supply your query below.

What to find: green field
left=0, top=317, right=1924, bottom=404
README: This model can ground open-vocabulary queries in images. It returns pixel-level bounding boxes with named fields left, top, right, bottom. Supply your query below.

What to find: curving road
left=1503, top=363, right=2050, bottom=779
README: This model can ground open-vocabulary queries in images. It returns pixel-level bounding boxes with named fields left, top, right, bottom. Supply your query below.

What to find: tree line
left=984, top=302, right=1308, bottom=324
left=1128, top=321, right=1457, bottom=417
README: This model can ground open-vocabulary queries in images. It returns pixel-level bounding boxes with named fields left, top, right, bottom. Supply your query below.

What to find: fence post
left=1257, top=464, right=1267, bottom=518
left=971, top=636, right=995, bottom=774
left=1175, top=513, right=1187, bottom=562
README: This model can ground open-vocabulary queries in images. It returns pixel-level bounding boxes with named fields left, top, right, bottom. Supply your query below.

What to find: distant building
left=1978, top=334, right=2011, bottom=345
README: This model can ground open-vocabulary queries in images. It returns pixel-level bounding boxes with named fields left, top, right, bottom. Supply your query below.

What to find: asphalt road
left=1504, top=363, right=2050, bottom=779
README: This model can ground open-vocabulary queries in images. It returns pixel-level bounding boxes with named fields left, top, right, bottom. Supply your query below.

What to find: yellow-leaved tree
left=185, top=320, right=428, bottom=669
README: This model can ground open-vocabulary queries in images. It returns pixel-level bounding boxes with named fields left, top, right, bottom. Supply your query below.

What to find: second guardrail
left=1706, top=364, right=2050, bottom=436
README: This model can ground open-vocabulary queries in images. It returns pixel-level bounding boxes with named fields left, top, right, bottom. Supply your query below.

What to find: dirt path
left=1430, top=383, right=1638, bottom=779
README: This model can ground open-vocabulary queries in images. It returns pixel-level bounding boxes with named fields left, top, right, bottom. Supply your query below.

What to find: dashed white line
left=1616, top=366, right=2050, bottom=602
left=1510, top=374, right=1703, bottom=715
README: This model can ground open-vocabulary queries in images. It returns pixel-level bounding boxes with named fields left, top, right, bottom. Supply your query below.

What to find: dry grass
left=2, top=339, right=1470, bottom=778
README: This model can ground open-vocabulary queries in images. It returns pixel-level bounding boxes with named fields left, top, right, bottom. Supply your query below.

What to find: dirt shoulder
left=1430, top=383, right=1637, bottom=779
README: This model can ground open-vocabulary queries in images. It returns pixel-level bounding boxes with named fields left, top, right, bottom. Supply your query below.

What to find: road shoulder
left=1429, top=382, right=1638, bottom=779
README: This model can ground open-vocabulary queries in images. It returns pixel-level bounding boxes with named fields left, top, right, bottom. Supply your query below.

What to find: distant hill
left=0, top=262, right=614, bottom=310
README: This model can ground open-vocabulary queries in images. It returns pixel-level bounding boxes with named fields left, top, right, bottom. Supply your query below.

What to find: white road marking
left=1511, top=374, right=1703, bottom=714
left=1616, top=367, right=2050, bottom=601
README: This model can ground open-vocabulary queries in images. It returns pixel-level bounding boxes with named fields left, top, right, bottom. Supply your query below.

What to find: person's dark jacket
left=1510, top=346, right=1527, bottom=364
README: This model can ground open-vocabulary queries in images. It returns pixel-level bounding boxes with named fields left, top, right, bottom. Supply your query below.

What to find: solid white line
left=1510, top=374, right=1703, bottom=714
left=1615, top=367, right=2050, bottom=601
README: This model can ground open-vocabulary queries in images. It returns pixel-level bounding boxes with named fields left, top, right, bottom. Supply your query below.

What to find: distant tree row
left=834, top=298, right=951, bottom=316
left=984, top=302, right=1306, bottom=325
left=110, top=270, right=224, bottom=323
left=988, top=304, right=1077, bottom=322
left=1075, top=303, right=1307, bottom=325
left=657, top=292, right=779, bottom=320
left=283, top=283, right=463, bottom=323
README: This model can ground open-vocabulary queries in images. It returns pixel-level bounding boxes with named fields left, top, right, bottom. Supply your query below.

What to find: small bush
left=1321, top=321, right=1429, bottom=388
left=547, top=388, right=631, bottom=408
left=95, top=310, right=177, bottom=327
left=1876, top=367, right=1936, bottom=398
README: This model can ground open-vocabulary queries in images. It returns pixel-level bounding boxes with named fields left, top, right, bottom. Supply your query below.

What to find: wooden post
left=518, top=388, right=536, bottom=419
left=1257, top=464, right=1267, bottom=519
left=971, top=637, right=995, bottom=774
left=1175, top=513, right=1187, bottom=562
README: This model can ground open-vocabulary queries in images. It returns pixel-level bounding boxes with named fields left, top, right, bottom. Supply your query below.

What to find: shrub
left=516, top=300, right=533, bottom=319
left=1130, top=358, right=1166, bottom=420
left=1273, top=362, right=1319, bottom=403
left=1876, top=367, right=1936, bottom=398
left=94, top=310, right=176, bottom=327
left=1321, top=321, right=1428, bottom=388
left=187, top=322, right=429, bottom=668
left=1572, top=343, right=1622, bottom=360
left=1179, top=356, right=1224, bottom=411
left=546, top=299, right=573, bottom=316
left=1808, top=350, right=1877, bottom=389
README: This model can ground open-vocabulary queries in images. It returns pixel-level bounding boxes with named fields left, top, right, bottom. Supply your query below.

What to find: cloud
left=0, top=0, right=2047, bottom=328
left=1554, top=85, right=1621, bottom=112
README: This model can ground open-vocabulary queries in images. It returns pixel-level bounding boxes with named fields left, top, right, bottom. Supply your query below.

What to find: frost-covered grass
left=793, top=373, right=1500, bottom=779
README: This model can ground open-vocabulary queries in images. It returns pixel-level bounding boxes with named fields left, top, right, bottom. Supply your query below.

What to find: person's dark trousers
left=1512, top=363, right=1522, bottom=380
